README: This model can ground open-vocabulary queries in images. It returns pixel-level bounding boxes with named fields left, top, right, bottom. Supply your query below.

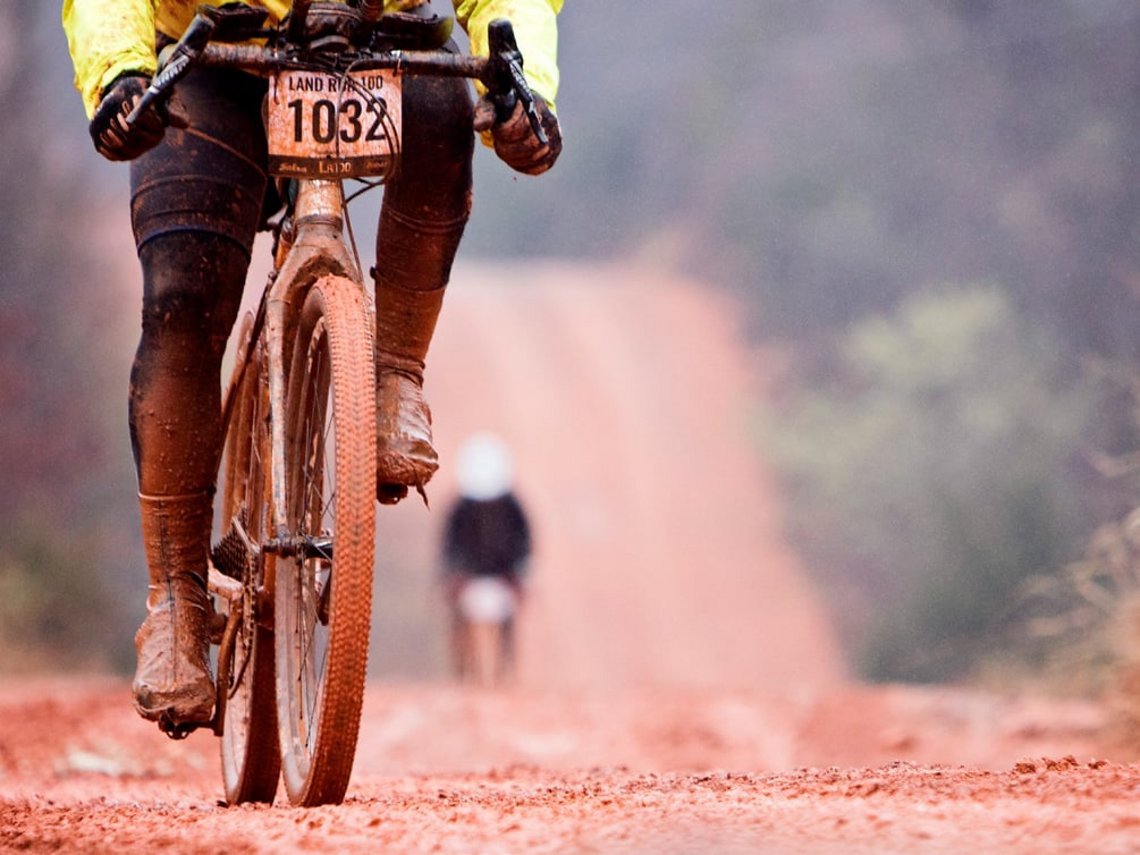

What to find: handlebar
left=126, top=5, right=547, bottom=144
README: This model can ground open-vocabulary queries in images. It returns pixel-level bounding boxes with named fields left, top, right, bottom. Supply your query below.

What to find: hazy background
left=5, top=1, right=1140, bottom=696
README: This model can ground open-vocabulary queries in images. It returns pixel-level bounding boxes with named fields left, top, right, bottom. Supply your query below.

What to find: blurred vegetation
left=478, top=1, right=1140, bottom=376
left=757, top=286, right=1094, bottom=680
left=8, top=1, right=1140, bottom=685
left=471, top=0, right=1140, bottom=687
left=1003, top=510, right=1140, bottom=696
left=0, top=6, right=139, bottom=671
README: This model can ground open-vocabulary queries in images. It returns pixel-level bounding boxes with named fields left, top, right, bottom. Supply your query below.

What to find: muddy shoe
left=376, top=369, right=438, bottom=503
left=132, top=599, right=215, bottom=734
left=133, top=492, right=216, bottom=735
left=133, top=494, right=215, bottom=738
left=373, top=279, right=445, bottom=504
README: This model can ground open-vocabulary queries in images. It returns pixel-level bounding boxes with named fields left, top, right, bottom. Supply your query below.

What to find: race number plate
left=267, top=69, right=401, bottom=178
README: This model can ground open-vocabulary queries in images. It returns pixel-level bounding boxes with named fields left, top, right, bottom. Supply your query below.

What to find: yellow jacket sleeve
left=62, top=0, right=292, bottom=120
left=453, top=0, right=562, bottom=112
left=64, top=0, right=561, bottom=119
left=63, top=0, right=160, bottom=119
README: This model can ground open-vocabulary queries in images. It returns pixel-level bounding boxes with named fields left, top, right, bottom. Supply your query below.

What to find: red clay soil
left=0, top=677, right=1133, bottom=853
left=3, top=264, right=1137, bottom=852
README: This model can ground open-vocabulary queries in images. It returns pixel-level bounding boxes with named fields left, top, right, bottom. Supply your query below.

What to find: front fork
left=203, top=178, right=366, bottom=739
left=264, top=179, right=364, bottom=542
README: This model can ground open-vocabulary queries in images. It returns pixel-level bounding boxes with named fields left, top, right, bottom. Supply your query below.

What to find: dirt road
left=0, top=678, right=1132, bottom=853
left=368, top=261, right=845, bottom=688
left=4, top=264, right=1137, bottom=852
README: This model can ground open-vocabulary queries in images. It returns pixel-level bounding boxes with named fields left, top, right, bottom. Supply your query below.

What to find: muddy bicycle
left=127, top=0, right=548, bottom=807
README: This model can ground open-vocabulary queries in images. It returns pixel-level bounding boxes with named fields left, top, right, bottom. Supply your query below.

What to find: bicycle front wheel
left=217, top=313, right=280, bottom=805
left=276, top=275, right=376, bottom=806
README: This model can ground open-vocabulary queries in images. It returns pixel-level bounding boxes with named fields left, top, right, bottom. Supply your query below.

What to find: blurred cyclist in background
left=441, top=433, right=532, bottom=685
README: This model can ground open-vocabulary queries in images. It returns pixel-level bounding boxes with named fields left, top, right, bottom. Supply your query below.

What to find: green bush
left=759, top=285, right=1095, bottom=682
left=0, top=520, right=131, bottom=673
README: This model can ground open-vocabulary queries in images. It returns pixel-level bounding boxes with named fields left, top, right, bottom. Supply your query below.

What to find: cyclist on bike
left=441, top=433, right=532, bottom=679
left=62, top=0, right=562, bottom=734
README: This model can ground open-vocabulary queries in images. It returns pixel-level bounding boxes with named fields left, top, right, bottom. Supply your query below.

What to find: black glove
left=89, top=74, right=184, bottom=162
left=474, top=93, right=562, bottom=176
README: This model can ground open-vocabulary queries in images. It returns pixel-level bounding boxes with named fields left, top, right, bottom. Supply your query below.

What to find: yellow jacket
left=62, top=0, right=561, bottom=119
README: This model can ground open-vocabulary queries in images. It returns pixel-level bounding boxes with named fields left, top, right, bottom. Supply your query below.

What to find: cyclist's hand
left=474, top=94, right=562, bottom=176
left=89, top=74, right=180, bottom=162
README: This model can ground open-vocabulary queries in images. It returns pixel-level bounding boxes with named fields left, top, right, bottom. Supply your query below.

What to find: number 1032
left=288, top=97, right=388, bottom=144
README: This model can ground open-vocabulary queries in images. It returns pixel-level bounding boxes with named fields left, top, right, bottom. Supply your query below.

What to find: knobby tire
left=276, top=275, right=376, bottom=806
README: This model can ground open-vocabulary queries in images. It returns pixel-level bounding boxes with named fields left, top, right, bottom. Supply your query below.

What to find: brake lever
left=485, top=19, right=548, bottom=146
left=126, top=11, right=217, bottom=126
left=506, top=59, right=548, bottom=145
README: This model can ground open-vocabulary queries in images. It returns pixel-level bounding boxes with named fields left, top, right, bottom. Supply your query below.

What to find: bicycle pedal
left=377, top=483, right=408, bottom=505
left=158, top=715, right=209, bottom=741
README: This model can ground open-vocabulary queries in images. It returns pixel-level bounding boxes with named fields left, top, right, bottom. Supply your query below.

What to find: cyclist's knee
left=137, top=233, right=247, bottom=357
left=398, top=73, right=475, bottom=178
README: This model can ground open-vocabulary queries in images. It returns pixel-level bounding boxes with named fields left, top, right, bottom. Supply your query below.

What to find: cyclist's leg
left=127, top=66, right=268, bottom=731
left=373, top=40, right=475, bottom=500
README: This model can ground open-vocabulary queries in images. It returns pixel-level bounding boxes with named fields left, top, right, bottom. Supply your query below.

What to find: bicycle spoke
left=292, top=329, right=340, bottom=764
left=302, top=580, right=329, bottom=750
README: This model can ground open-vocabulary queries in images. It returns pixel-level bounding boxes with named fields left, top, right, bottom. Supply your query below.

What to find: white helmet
left=455, top=432, right=515, bottom=500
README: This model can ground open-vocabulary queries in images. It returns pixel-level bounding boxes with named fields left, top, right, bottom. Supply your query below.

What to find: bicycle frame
left=219, top=181, right=361, bottom=539
left=263, top=179, right=362, bottom=547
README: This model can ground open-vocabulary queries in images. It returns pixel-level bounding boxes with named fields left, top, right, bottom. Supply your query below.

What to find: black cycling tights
left=127, top=58, right=474, bottom=497
left=129, top=233, right=249, bottom=496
